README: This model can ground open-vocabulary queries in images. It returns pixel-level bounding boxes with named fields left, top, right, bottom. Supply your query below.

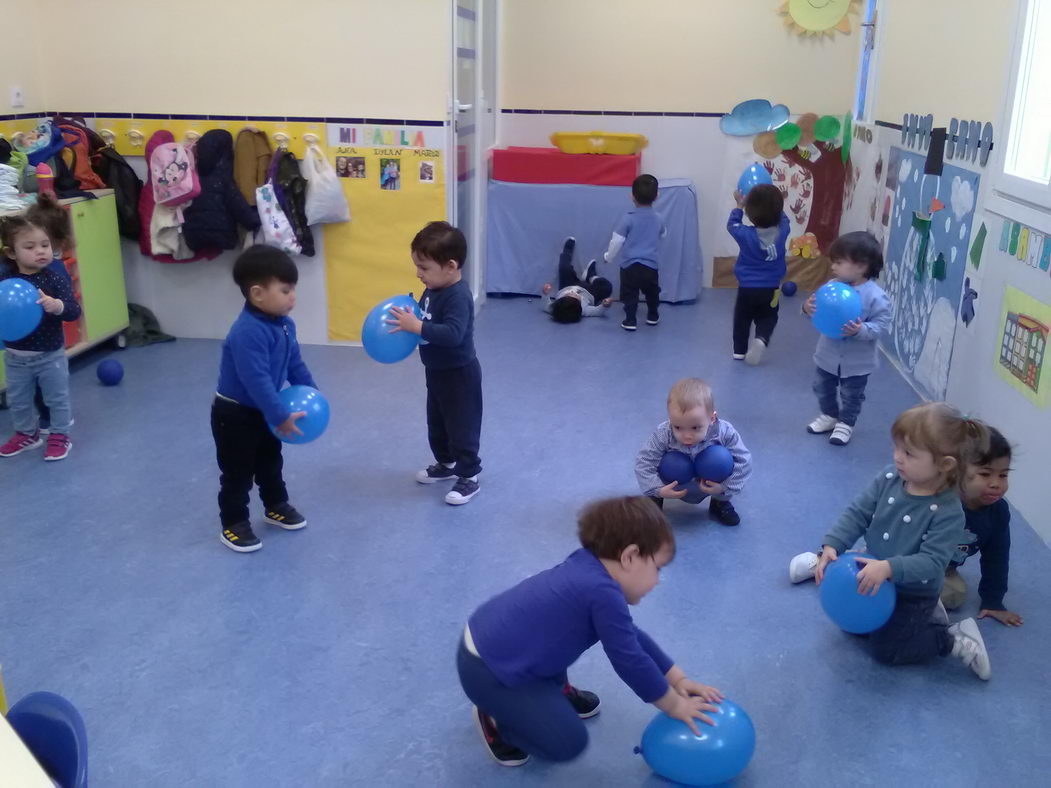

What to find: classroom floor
left=2, top=289, right=1049, bottom=787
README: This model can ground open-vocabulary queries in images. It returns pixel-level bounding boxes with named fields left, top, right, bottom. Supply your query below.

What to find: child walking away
left=788, top=403, right=994, bottom=680
left=458, top=497, right=723, bottom=767
left=943, top=426, right=1022, bottom=626
left=0, top=197, right=81, bottom=461
left=802, top=231, right=891, bottom=446
left=635, top=378, right=752, bottom=526
left=604, top=174, right=666, bottom=331
left=212, top=246, right=316, bottom=552
left=387, top=221, right=482, bottom=505
left=727, top=185, right=790, bottom=365
left=542, top=237, right=613, bottom=322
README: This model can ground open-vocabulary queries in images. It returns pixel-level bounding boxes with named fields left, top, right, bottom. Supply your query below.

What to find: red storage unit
left=492, top=147, right=641, bottom=186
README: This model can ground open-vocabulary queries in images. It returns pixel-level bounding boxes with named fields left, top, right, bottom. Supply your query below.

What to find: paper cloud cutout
left=720, top=99, right=791, bottom=136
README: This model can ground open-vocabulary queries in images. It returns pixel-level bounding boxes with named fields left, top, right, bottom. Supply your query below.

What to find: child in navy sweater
left=457, top=497, right=722, bottom=767
left=213, top=246, right=316, bottom=553
left=388, top=221, right=482, bottom=505
left=0, top=198, right=82, bottom=461
left=727, top=184, right=790, bottom=365
left=942, top=426, right=1022, bottom=626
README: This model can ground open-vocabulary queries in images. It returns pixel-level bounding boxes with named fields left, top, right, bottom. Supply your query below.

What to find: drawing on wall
left=961, top=277, right=977, bottom=326
left=779, top=0, right=860, bottom=36
left=996, top=286, right=1051, bottom=407
left=840, top=122, right=886, bottom=245
left=763, top=140, right=848, bottom=255
left=998, top=218, right=1049, bottom=271
left=879, top=146, right=980, bottom=400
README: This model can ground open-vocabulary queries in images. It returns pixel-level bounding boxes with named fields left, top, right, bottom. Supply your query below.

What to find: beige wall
left=500, top=0, right=860, bottom=114
left=2, top=3, right=44, bottom=113
left=36, top=0, right=449, bottom=118
left=873, top=0, right=1019, bottom=124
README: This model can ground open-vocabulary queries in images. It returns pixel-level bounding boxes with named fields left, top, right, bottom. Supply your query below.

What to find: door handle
left=457, top=103, right=473, bottom=113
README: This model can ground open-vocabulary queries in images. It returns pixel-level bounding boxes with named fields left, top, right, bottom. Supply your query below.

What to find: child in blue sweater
left=942, top=426, right=1022, bottom=626
left=604, top=174, right=666, bottom=331
left=789, top=403, right=993, bottom=679
left=213, top=245, right=316, bottom=553
left=727, top=184, right=790, bottom=364
left=458, top=497, right=722, bottom=767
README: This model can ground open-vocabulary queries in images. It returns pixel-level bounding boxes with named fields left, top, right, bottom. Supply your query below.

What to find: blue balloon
left=272, top=385, right=330, bottom=445
left=694, top=445, right=733, bottom=483
left=658, top=451, right=694, bottom=486
left=96, top=359, right=124, bottom=386
left=362, top=294, right=422, bottom=364
left=812, top=281, right=862, bottom=339
left=639, top=700, right=756, bottom=786
left=0, top=278, right=44, bottom=342
left=737, top=163, right=773, bottom=196
left=781, top=280, right=798, bottom=297
left=819, top=552, right=897, bottom=634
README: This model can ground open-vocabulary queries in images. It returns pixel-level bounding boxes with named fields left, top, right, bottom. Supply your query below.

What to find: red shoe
left=43, top=433, right=72, bottom=461
left=0, top=431, right=43, bottom=457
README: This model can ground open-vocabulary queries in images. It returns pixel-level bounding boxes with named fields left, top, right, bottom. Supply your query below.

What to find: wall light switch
left=9, top=86, right=24, bottom=108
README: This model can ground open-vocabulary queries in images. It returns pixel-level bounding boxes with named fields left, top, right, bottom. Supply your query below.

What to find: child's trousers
left=425, top=359, right=483, bottom=479
left=870, top=592, right=953, bottom=665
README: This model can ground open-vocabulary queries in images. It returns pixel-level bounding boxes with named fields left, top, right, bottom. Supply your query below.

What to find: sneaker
left=829, top=422, right=853, bottom=446
left=807, top=414, right=838, bottom=434
left=789, top=551, right=819, bottom=583
left=264, top=502, right=307, bottom=530
left=744, top=337, right=766, bottom=366
left=932, top=598, right=950, bottom=626
left=621, top=319, right=637, bottom=331
left=646, top=312, right=660, bottom=326
left=446, top=476, right=480, bottom=505
left=220, top=522, right=262, bottom=553
left=416, top=462, right=456, bottom=484
left=43, top=433, right=71, bottom=461
left=472, top=707, right=529, bottom=767
left=563, top=683, right=601, bottom=719
left=732, top=353, right=746, bottom=360
left=709, top=498, right=741, bottom=526
left=583, top=259, right=598, bottom=282
left=948, top=618, right=991, bottom=680
left=0, top=431, right=43, bottom=457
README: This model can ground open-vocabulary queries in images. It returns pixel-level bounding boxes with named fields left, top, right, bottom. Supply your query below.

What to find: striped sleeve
left=635, top=423, right=671, bottom=496
left=717, top=420, right=752, bottom=496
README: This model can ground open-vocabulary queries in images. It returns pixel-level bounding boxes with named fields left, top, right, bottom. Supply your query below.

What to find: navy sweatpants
left=870, top=592, right=953, bottom=665
left=456, top=638, right=587, bottom=762
left=425, top=359, right=482, bottom=479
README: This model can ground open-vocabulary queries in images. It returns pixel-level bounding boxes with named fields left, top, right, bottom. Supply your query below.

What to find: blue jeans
left=870, top=592, right=953, bottom=665
left=813, top=367, right=869, bottom=427
left=4, top=349, right=72, bottom=435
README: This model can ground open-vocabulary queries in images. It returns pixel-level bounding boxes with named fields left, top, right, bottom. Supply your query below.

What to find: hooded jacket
left=182, top=129, right=261, bottom=251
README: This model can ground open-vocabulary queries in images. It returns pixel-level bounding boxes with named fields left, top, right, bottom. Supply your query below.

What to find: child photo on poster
left=419, top=161, right=435, bottom=183
left=336, top=156, right=350, bottom=177
left=380, top=158, right=401, bottom=190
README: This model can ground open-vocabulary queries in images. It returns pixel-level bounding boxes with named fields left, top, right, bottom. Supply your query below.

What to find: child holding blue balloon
left=457, top=496, right=723, bottom=767
left=802, top=231, right=891, bottom=446
left=790, top=403, right=994, bottom=679
left=635, top=378, right=752, bottom=525
left=0, top=197, right=81, bottom=462
left=212, top=246, right=316, bottom=553
left=727, top=184, right=790, bottom=365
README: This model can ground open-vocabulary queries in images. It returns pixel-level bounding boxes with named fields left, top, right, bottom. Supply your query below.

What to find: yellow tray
left=550, top=131, right=648, bottom=155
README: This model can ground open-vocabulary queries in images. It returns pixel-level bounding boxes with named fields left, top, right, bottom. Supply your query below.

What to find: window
left=853, top=0, right=880, bottom=121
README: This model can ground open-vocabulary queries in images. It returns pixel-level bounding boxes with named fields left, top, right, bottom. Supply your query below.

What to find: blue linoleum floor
left=2, top=289, right=1048, bottom=787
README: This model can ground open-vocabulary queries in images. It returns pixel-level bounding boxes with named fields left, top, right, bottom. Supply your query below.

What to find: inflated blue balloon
left=96, top=359, right=124, bottom=386
left=658, top=451, right=695, bottom=486
left=693, top=445, right=733, bottom=483
left=362, top=294, right=422, bottom=364
left=272, top=385, right=330, bottom=445
left=812, top=281, right=862, bottom=339
left=781, top=280, right=798, bottom=297
left=819, top=552, right=896, bottom=634
left=0, top=278, right=44, bottom=341
left=638, top=700, right=756, bottom=786
left=737, top=163, right=773, bottom=196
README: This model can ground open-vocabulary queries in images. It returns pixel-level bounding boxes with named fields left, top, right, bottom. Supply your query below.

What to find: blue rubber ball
left=271, top=385, right=330, bottom=445
left=781, top=280, right=798, bottom=297
left=638, top=700, right=756, bottom=786
left=819, top=552, right=897, bottom=634
left=693, top=445, right=734, bottom=483
left=658, top=451, right=694, bottom=486
left=96, top=359, right=124, bottom=386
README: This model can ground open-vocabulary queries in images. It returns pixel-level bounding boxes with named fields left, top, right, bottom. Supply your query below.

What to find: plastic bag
left=256, top=182, right=301, bottom=254
left=302, top=144, right=350, bottom=225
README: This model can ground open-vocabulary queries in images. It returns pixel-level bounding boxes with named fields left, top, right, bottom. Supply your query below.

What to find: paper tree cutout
left=779, top=0, right=859, bottom=37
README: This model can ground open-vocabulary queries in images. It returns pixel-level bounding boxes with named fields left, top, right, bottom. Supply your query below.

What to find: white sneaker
left=445, top=476, right=480, bottom=505
left=416, top=462, right=456, bottom=484
left=807, top=414, right=838, bottom=434
left=948, top=618, right=991, bottom=680
left=732, top=353, right=746, bottom=360
left=789, top=551, right=819, bottom=583
left=829, top=422, right=853, bottom=445
left=744, top=337, right=766, bottom=366
left=932, top=598, right=949, bottom=626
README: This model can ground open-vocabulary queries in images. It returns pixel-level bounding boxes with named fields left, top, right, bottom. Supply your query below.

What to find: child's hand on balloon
left=276, top=411, right=306, bottom=437
left=658, top=481, right=689, bottom=499
left=385, top=306, right=423, bottom=335
left=37, top=290, right=64, bottom=315
left=814, top=545, right=838, bottom=585
left=802, top=293, right=816, bottom=316
left=698, top=479, right=725, bottom=495
left=842, top=319, right=863, bottom=337
left=669, top=695, right=717, bottom=735
left=674, top=678, right=724, bottom=704
left=854, top=557, right=892, bottom=595
left=733, top=190, right=745, bottom=208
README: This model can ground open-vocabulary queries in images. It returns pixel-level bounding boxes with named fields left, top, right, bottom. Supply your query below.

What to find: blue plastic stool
left=7, top=691, right=88, bottom=788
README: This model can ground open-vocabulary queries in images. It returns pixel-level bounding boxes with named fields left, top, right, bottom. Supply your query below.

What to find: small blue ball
left=781, top=280, right=798, bottom=296
left=96, top=359, right=124, bottom=386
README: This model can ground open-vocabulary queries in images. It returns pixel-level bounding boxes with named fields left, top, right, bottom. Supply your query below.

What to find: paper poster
left=969, top=222, right=987, bottom=268
left=840, top=122, right=886, bottom=245
left=996, top=286, right=1050, bottom=407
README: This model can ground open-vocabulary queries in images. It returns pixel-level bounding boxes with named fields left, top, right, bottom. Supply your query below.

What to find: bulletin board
left=322, top=124, right=446, bottom=342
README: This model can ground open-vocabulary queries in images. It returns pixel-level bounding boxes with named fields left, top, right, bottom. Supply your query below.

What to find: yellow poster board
left=995, top=285, right=1051, bottom=408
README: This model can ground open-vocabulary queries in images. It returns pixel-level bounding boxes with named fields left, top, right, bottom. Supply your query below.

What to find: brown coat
left=233, top=129, right=273, bottom=206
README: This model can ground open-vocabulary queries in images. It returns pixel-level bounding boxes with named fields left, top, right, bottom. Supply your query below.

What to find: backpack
left=58, top=125, right=106, bottom=190
left=93, top=146, right=143, bottom=240
left=150, top=142, right=200, bottom=206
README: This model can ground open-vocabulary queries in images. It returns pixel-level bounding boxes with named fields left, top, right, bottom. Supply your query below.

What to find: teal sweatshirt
left=823, top=465, right=965, bottom=597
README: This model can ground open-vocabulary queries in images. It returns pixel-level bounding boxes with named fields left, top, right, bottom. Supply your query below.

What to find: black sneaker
left=220, top=522, right=262, bottom=553
left=646, top=311, right=660, bottom=326
left=473, top=707, right=530, bottom=767
left=264, top=502, right=307, bottom=530
left=563, top=683, right=601, bottom=719
left=709, top=498, right=741, bottom=526
left=416, top=462, right=457, bottom=484
left=445, top=476, right=480, bottom=505
left=621, top=319, right=637, bottom=331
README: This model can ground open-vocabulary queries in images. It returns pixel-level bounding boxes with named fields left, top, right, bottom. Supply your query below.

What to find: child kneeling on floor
left=457, top=497, right=722, bottom=767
